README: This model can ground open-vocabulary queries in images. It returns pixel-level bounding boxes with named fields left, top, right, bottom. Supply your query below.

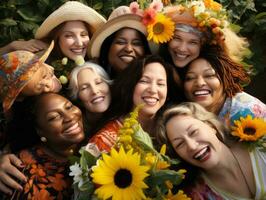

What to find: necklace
left=230, top=149, right=254, bottom=198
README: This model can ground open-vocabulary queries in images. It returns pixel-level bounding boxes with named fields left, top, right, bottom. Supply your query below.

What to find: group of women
left=0, top=0, right=265, bottom=199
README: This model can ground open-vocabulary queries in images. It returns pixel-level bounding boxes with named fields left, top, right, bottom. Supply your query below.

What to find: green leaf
left=8, top=0, right=31, bottom=6
left=79, top=148, right=97, bottom=170
left=0, top=18, right=17, bottom=26
left=17, top=7, right=43, bottom=22
left=93, top=2, right=103, bottom=10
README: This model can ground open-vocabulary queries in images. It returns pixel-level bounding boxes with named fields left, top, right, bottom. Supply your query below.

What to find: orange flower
left=19, top=150, right=36, bottom=165
left=204, top=0, right=222, bottom=11
left=47, top=174, right=67, bottom=191
left=142, top=8, right=156, bottom=25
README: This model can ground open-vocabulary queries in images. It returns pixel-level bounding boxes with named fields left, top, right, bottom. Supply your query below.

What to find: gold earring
left=40, top=137, right=47, bottom=143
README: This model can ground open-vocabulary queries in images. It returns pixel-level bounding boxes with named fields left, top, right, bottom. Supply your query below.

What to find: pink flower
left=142, top=8, right=156, bottom=25
left=129, top=2, right=140, bottom=14
left=149, top=0, right=163, bottom=12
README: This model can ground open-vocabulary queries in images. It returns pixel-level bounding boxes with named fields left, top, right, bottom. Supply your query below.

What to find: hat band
left=175, top=24, right=203, bottom=38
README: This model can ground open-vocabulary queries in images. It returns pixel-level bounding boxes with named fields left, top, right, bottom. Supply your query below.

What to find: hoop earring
left=40, top=137, right=47, bottom=143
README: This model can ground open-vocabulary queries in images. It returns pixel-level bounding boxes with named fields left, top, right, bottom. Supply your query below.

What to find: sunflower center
left=114, top=169, right=132, bottom=188
left=153, top=22, right=164, bottom=35
left=243, top=127, right=256, bottom=135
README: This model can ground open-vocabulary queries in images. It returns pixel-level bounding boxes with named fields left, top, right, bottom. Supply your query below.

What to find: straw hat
left=87, top=7, right=147, bottom=59
left=35, top=1, right=106, bottom=39
left=0, top=41, right=54, bottom=112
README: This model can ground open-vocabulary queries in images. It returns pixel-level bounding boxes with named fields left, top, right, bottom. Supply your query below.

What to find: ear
left=36, top=128, right=44, bottom=137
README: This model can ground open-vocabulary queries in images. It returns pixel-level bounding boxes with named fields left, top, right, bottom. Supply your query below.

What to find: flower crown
left=129, top=0, right=228, bottom=45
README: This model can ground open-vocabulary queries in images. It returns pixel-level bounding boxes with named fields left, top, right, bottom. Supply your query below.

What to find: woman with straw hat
left=87, top=6, right=151, bottom=79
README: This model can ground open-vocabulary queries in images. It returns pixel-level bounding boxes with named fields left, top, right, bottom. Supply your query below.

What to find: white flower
left=59, top=75, right=68, bottom=84
left=61, top=57, right=68, bottom=65
left=75, top=55, right=85, bottom=66
left=69, top=162, right=83, bottom=184
left=190, top=1, right=206, bottom=17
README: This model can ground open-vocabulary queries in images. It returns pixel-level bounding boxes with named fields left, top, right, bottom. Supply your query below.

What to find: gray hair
left=175, top=24, right=203, bottom=38
left=68, top=61, right=112, bottom=100
left=156, top=102, right=229, bottom=147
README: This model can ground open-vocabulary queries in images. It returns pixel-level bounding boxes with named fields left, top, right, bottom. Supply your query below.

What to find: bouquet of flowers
left=231, top=114, right=266, bottom=151
left=69, top=106, right=190, bottom=200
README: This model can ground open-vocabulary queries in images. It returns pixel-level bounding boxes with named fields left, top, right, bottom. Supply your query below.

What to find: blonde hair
left=156, top=102, right=228, bottom=146
left=68, top=61, right=112, bottom=100
left=223, top=27, right=250, bottom=63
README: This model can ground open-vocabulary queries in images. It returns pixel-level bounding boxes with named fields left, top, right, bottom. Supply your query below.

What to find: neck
left=41, top=143, right=77, bottom=160
left=138, top=114, right=154, bottom=135
left=207, top=94, right=226, bottom=115
left=85, top=111, right=102, bottom=125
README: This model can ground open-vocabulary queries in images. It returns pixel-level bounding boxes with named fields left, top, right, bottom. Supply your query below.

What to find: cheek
left=134, top=46, right=145, bottom=56
left=184, top=82, right=193, bottom=96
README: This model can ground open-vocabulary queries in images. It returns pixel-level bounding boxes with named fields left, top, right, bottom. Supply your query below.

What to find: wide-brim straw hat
left=35, top=1, right=106, bottom=39
left=0, top=41, right=54, bottom=112
left=87, top=14, right=147, bottom=59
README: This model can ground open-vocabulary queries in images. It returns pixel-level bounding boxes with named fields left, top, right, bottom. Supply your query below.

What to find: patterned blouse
left=7, top=146, right=73, bottom=200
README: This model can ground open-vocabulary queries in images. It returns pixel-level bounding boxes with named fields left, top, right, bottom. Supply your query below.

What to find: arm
left=0, top=39, right=48, bottom=55
left=0, top=154, right=27, bottom=195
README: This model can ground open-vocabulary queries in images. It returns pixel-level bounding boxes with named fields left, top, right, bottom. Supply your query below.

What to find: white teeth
left=143, top=97, right=158, bottom=105
left=91, top=96, right=104, bottom=104
left=194, top=90, right=210, bottom=96
left=194, top=147, right=208, bottom=159
left=120, top=56, right=134, bottom=63
left=175, top=54, right=187, bottom=59
left=71, top=49, right=84, bottom=54
left=64, top=122, right=79, bottom=133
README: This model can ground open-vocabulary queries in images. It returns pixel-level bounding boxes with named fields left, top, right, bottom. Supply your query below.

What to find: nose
left=75, top=36, right=83, bottom=46
left=178, top=41, right=187, bottom=52
left=63, top=111, right=75, bottom=123
left=195, top=76, right=206, bottom=87
left=186, top=138, right=198, bottom=151
left=147, top=82, right=157, bottom=94
left=90, top=84, right=99, bottom=94
left=124, top=43, right=133, bottom=52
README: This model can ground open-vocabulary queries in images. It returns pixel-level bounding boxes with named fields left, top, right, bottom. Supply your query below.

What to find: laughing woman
left=87, top=55, right=183, bottom=152
left=1, top=93, right=84, bottom=199
left=182, top=46, right=266, bottom=126
left=68, top=61, right=112, bottom=135
left=157, top=102, right=266, bottom=200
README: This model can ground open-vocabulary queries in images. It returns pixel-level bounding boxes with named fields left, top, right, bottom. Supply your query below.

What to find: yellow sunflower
left=232, top=115, right=266, bottom=142
left=91, top=146, right=149, bottom=200
left=147, top=13, right=175, bottom=44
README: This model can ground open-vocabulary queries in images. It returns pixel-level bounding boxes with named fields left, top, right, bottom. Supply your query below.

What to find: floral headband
left=129, top=0, right=228, bottom=45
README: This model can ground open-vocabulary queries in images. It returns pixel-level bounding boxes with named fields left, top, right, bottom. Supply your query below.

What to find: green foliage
left=219, top=0, right=266, bottom=73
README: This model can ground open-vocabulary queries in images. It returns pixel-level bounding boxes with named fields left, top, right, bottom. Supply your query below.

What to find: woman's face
left=168, top=30, right=201, bottom=68
left=36, top=93, right=84, bottom=147
left=133, top=62, right=167, bottom=118
left=21, top=64, right=62, bottom=96
left=108, top=28, right=145, bottom=73
left=166, top=115, right=223, bottom=170
left=58, top=21, right=90, bottom=60
left=183, top=58, right=224, bottom=112
left=77, top=68, right=111, bottom=113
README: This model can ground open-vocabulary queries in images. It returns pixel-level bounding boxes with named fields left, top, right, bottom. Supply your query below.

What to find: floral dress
left=9, top=146, right=73, bottom=200
left=219, top=92, right=266, bottom=126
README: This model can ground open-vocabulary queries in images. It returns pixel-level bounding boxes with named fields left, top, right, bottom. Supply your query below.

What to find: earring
left=40, top=137, right=47, bottom=143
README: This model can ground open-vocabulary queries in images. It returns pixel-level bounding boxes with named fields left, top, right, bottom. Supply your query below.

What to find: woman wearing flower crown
left=68, top=61, right=112, bottom=135
left=157, top=102, right=266, bottom=200
left=86, top=55, right=183, bottom=153
left=0, top=93, right=85, bottom=199
left=182, top=45, right=266, bottom=126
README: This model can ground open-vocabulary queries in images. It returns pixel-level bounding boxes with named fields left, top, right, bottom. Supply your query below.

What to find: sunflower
left=91, top=147, right=149, bottom=200
left=231, top=115, right=266, bottom=142
left=147, top=13, right=175, bottom=44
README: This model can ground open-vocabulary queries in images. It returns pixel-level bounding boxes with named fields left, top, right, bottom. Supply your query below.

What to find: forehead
left=114, top=27, right=141, bottom=38
left=37, top=94, right=68, bottom=113
left=188, top=58, right=213, bottom=72
left=173, top=29, right=201, bottom=40
left=142, top=62, right=166, bottom=78
left=61, top=21, right=88, bottom=32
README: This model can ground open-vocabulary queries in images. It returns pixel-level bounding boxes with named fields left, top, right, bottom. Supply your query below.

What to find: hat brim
left=2, top=41, right=54, bottom=112
left=87, top=14, right=147, bottom=59
left=35, top=1, right=106, bottom=39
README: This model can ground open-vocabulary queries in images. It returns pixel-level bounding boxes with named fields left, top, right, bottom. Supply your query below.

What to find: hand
left=9, top=39, right=48, bottom=53
left=0, top=154, right=27, bottom=195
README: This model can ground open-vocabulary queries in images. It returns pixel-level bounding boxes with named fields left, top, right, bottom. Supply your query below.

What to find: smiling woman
left=1, top=93, right=84, bottom=199
left=156, top=102, right=266, bottom=200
